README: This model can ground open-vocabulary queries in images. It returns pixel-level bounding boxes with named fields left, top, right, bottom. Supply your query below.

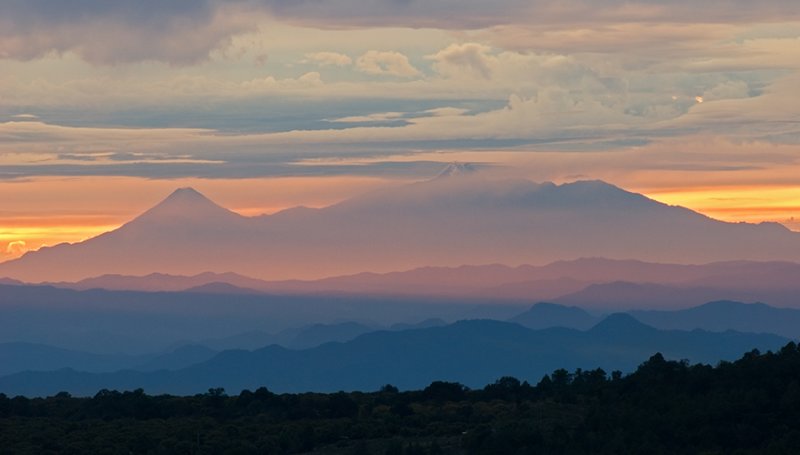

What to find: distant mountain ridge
left=0, top=342, right=218, bottom=377
left=2, top=171, right=800, bottom=282
left=2, top=299, right=798, bottom=389
left=0, top=282, right=524, bottom=354
left=509, top=302, right=599, bottom=330
left=554, top=279, right=800, bottom=309
left=0, top=316, right=786, bottom=397
left=20, top=258, right=800, bottom=310
left=507, top=300, right=800, bottom=338
left=632, top=300, right=800, bottom=339
left=50, top=271, right=269, bottom=292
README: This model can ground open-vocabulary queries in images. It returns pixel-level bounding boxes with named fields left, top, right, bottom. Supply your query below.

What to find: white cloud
left=425, top=107, right=470, bottom=117
left=331, top=112, right=406, bottom=123
left=298, top=71, right=323, bottom=85
left=304, top=52, right=353, bottom=67
left=241, top=71, right=324, bottom=91
left=356, top=51, right=421, bottom=78
left=428, top=43, right=494, bottom=79
left=5, top=241, right=28, bottom=257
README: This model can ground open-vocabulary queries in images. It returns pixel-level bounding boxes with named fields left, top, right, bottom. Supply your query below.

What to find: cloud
left=331, top=112, right=406, bottom=123
left=241, top=71, right=324, bottom=91
left=657, top=72, right=800, bottom=139
left=428, top=43, right=494, bottom=79
left=480, top=23, right=742, bottom=56
left=1, top=66, right=793, bottom=163
left=355, top=51, right=421, bottom=78
left=0, top=119, right=460, bottom=179
left=702, top=80, right=751, bottom=102
left=254, top=0, right=800, bottom=29
left=5, top=240, right=27, bottom=257
left=304, top=52, right=353, bottom=67
left=258, top=0, right=533, bottom=29
left=1, top=0, right=799, bottom=67
left=328, top=107, right=469, bottom=125
left=424, top=107, right=470, bottom=117
left=0, top=0, right=259, bottom=65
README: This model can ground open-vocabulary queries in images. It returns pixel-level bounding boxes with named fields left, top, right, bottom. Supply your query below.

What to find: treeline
left=3, top=342, right=800, bottom=454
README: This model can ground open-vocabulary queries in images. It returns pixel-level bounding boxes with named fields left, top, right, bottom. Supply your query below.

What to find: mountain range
left=0, top=282, right=523, bottom=354
left=2, top=172, right=799, bottom=282
left=0, top=343, right=219, bottom=377
left=2, top=169, right=799, bottom=397
left=10, top=258, right=800, bottom=310
left=0, top=315, right=787, bottom=397
left=0, top=299, right=797, bottom=395
left=510, top=300, right=800, bottom=339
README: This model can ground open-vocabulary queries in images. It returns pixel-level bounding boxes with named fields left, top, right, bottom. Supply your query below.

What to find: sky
left=1, top=0, right=800, bottom=260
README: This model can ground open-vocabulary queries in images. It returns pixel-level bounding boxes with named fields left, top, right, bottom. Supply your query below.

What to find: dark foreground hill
left=0, top=316, right=786, bottom=396
left=2, top=343, right=800, bottom=454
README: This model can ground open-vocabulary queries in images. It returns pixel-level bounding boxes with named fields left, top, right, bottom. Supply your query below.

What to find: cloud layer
left=0, top=0, right=260, bottom=64
left=3, top=0, right=800, bottom=64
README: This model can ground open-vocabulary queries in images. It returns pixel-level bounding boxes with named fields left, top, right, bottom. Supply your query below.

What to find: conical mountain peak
left=155, top=187, right=220, bottom=209
left=130, top=187, right=242, bottom=224
left=150, top=186, right=204, bottom=205
left=168, top=187, right=206, bottom=199
left=435, top=162, right=478, bottom=179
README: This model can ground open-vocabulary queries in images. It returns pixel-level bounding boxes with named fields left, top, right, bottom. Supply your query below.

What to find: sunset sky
left=2, top=0, right=800, bottom=260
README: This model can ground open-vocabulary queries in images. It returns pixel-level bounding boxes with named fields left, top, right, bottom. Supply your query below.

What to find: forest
left=3, top=342, right=800, bottom=454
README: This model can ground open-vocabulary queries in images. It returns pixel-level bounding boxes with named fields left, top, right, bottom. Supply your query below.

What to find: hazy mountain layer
left=0, top=317, right=786, bottom=397
left=509, top=302, right=600, bottom=330
left=3, top=300, right=799, bottom=382
left=2, top=175, right=799, bottom=282
left=631, top=301, right=800, bottom=339
left=21, top=258, right=800, bottom=313
left=554, top=280, right=800, bottom=309
left=509, top=300, right=800, bottom=338
left=0, top=343, right=218, bottom=377
left=0, top=284, right=523, bottom=354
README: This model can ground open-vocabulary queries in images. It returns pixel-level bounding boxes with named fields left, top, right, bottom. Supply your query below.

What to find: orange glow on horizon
left=645, top=185, right=800, bottom=231
left=2, top=177, right=799, bottom=263
left=1, top=222, right=119, bottom=261
left=0, top=175, right=398, bottom=262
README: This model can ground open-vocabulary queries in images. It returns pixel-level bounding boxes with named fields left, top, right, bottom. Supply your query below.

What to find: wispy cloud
left=330, top=112, right=406, bottom=123
left=3, top=240, right=27, bottom=257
